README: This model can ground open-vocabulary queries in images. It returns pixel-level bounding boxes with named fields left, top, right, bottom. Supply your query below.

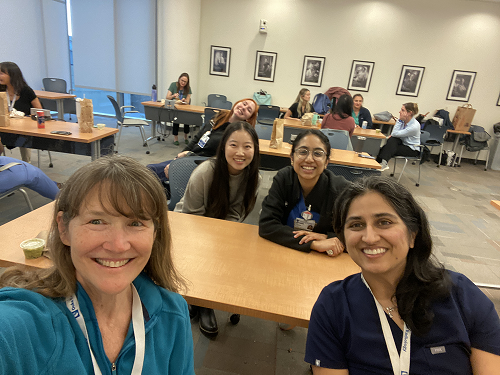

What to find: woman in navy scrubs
left=305, top=176, right=500, bottom=374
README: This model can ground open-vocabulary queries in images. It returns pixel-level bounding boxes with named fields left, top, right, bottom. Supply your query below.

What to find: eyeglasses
left=294, top=148, right=327, bottom=160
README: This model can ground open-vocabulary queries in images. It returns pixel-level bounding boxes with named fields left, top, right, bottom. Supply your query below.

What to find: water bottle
left=152, top=84, right=157, bottom=102
left=362, top=121, right=368, bottom=129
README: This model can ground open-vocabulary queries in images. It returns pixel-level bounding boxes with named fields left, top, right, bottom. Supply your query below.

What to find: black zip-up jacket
left=182, top=121, right=230, bottom=156
left=259, top=166, right=350, bottom=252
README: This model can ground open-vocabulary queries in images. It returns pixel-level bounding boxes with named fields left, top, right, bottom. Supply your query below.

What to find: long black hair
left=206, top=122, right=260, bottom=220
left=333, top=176, right=451, bottom=336
left=332, top=94, right=353, bottom=119
left=0, top=62, right=29, bottom=95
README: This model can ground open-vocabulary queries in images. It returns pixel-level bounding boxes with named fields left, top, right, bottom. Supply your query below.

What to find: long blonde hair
left=294, top=88, right=312, bottom=117
left=0, top=156, right=186, bottom=297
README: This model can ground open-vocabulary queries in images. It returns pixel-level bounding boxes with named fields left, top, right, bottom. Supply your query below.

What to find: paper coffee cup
left=20, top=238, right=45, bottom=259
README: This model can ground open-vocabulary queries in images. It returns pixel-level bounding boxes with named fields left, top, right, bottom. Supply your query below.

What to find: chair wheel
left=436, top=165, right=440, bottom=168
left=390, top=173, right=394, bottom=177
left=49, top=163, right=53, bottom=168
left=230, top=314, right=240, bottom=325
left=416, top=183, right=420, bottom=187
left=157, top=136, right=161, bottom=140
left=143, top=143, right=147, bottom=147
left=146, top=151, right=150, bottom=155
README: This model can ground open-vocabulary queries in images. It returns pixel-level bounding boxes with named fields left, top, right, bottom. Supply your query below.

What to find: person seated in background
left=321, top=94, right=356, bottom=137
left=166, top=73, right=192, bottom=145
left=352, top=93, right=373, bottom=129
left=376, top=102, right=420, bottom=172
left=175, top=122, right=261, bottom=337
left=0, top=155, right=60, bottom=200
left=147, top=98, right=258, bottom=184
left=259, top=129, right=349, bottom=256
left=0, top=156, right=195, bottom=374
left=0, top=61, right=43, bottom=163
left=305, top=176, right=500, bottom=374
left=284, top=88, right=315, bottom=119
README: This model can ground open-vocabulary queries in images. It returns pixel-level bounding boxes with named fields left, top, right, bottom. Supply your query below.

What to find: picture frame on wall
left=446, top=70, right=476, bottom=102
left=254, top=51, right=277, bottom=82
left=300, top=56, right=325, bottom=87
left=347, top=60, right=375, bottom=92
left=210, top=45, right=231, bottom=77
left=396, top=65, right=425, bottom=97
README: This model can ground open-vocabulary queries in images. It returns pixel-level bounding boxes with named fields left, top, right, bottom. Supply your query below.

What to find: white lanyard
left=361, top=274, right=411, bottom=375
left=66, top=285, right=146, bottom=375
left=6, top=91, right=16, bottom=112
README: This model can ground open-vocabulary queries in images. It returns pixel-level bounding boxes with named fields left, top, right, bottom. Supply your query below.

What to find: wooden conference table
left=259, top=139, right=381, bottom=170
left=372, top=118, right=396, bottom=136
left=491, top=200, right=500, bottom=211
left=34, top=90, right=76, bottom=121
left=0, top=117, right=118, bottom=161
left=0, top=203, right=361, bottom=328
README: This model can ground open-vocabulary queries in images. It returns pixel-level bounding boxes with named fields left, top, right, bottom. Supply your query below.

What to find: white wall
left=197, top=0, right=500, bottom=134
left=157, top=0, right=201, bottom=99
left=0, top=0, right=48, bottom=90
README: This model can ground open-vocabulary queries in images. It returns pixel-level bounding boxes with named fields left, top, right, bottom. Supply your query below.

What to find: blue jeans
left=0, top=156, right=59, bottom=200
left=147, top=159, right=173, bottom=183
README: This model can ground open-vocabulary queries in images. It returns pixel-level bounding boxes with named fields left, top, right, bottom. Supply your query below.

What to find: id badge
left=294, top=218, right=316, bottom=231
left=197, top=131, right=211, bottom=148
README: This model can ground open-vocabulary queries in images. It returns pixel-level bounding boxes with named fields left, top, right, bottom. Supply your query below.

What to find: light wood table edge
left=491, top=200, right=500, bottom=211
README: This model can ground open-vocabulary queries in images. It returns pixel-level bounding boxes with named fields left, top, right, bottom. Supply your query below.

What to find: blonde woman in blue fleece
left=0, top=156, right=194, bottom=374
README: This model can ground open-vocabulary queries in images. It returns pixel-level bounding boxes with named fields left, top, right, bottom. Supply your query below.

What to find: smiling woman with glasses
left=259, top=129, right=350, bottom=256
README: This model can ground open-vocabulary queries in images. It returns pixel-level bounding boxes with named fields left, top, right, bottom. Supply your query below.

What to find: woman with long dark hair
left=147, top=98, right=258, bottom=184
left=0, top=61, right=42, bottom=162
left=305, top=176, right=500, bottom=374
left=259, top=129, right=349, bottom=254
left=175, top=122, right=261, bottom=337
left=166, top=73, right=192, bottom=145
left=352, top=93, right=373, bottom=129
left=321, top=94, right=356, bottom=137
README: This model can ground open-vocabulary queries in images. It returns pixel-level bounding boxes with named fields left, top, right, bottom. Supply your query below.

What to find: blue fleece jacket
left=0, top=273, right=194, bottom=374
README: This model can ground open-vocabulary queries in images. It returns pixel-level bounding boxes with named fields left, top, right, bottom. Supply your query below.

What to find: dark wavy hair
left=333, top=176, right=451, bottom=336
left=290, top=129, right=331, bottom=160
left=0, top=62, right=29, bottom=95
left=332, top=94, right=353, bottom=119
left=206, top=122, right=260, bottom=220
left=176, top=73, right=190, bottom=102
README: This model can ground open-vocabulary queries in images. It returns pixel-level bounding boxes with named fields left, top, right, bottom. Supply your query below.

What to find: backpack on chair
left=312, top=93, right=331, bottom=115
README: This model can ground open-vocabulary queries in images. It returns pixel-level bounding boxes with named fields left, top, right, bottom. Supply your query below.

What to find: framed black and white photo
left=300, top=56, right=325, bottom=87
left=396, top=65, right=425, bottom=97
left=254, top=51, right=277, bottom=82
left=210, top=45, right=231, bottom=77
left=446, top=70, right=476, bottom=102
left=347, top=60, right=375, bottom=92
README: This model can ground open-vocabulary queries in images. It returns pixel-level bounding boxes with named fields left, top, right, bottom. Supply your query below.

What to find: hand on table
left=309, top=237, right=344, bottom=257
left=293, top=231, right=327, bottom=244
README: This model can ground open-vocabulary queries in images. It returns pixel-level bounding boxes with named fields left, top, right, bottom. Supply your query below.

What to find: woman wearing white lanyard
left=0, top=156, right=195, bottom=374
left=0, top=61, right=43, bottom=163
left=305, top=176, right=500, bottom=374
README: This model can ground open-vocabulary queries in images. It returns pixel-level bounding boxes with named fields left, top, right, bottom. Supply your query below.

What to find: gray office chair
left=423, top=121, right=448, bottom=167
left=327, top=165, right=381, bottom=182
left=255, top=124, right=273, bottom=140
left=204, top=94, right=227, bottom=107
left=41, top=78, right=76, bottom=118
left=457, top=125, right=491, bottom=170
left=257, top=105, right=280, bottom=126
left=107, top=95, right=151, bottom=154
left=203, top=108, right=221, bottom=127
left=168, top=156, right=209, bottom=210
left=320, top=129, right=353, bottom=151
left=0, top=186, right=34, bottom=211
left=390, top=131, right=430, bottom=186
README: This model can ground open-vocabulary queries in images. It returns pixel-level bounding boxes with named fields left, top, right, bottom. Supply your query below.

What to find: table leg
left=91, top=140, right=101, bottom=161
left=451, top=134, right=460, bottom=167
left=56, top=99, right=65, bottom=121
left=146, top=119, right=157, bottom=143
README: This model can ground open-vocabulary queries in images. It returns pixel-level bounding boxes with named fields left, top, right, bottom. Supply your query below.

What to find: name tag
left=430, top=346, right=446, bottom=355
left=197, top=131, right=211, bottom=148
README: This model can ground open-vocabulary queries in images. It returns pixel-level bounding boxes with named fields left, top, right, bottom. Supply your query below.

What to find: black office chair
left=203, top=108, right=221, bottom=127
left=203, top=94, right=226, bottom=107
left=168, top=156, right=209, bottom=210
left=255, top=124, right=273, bottom=140
left=320, top=129, right=353, bottom=151
left=41, top=78, right=76, bottom=119
left=390, top=131, right=430, bottom=186
left=107, top=95, right=150, bottom=154
left=457, top=125, right=491, bottom=170
left=423, top=121, right=448, bottom=167
left=0, top=186, right=33, bottom=211
left=257, top=105, right=280, bottom=126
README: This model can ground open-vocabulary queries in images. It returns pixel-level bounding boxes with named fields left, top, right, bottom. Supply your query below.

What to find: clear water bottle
left=362, top=121, right=368, bottom=129
left=152, top=84, right=157, bottom=102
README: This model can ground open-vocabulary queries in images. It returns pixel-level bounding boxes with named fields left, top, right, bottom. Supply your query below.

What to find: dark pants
left=147, top=160, right=173, bottom=182
left=376, top=137, right=418, bottom=163
left=172, top=123, right=189, bottom=136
